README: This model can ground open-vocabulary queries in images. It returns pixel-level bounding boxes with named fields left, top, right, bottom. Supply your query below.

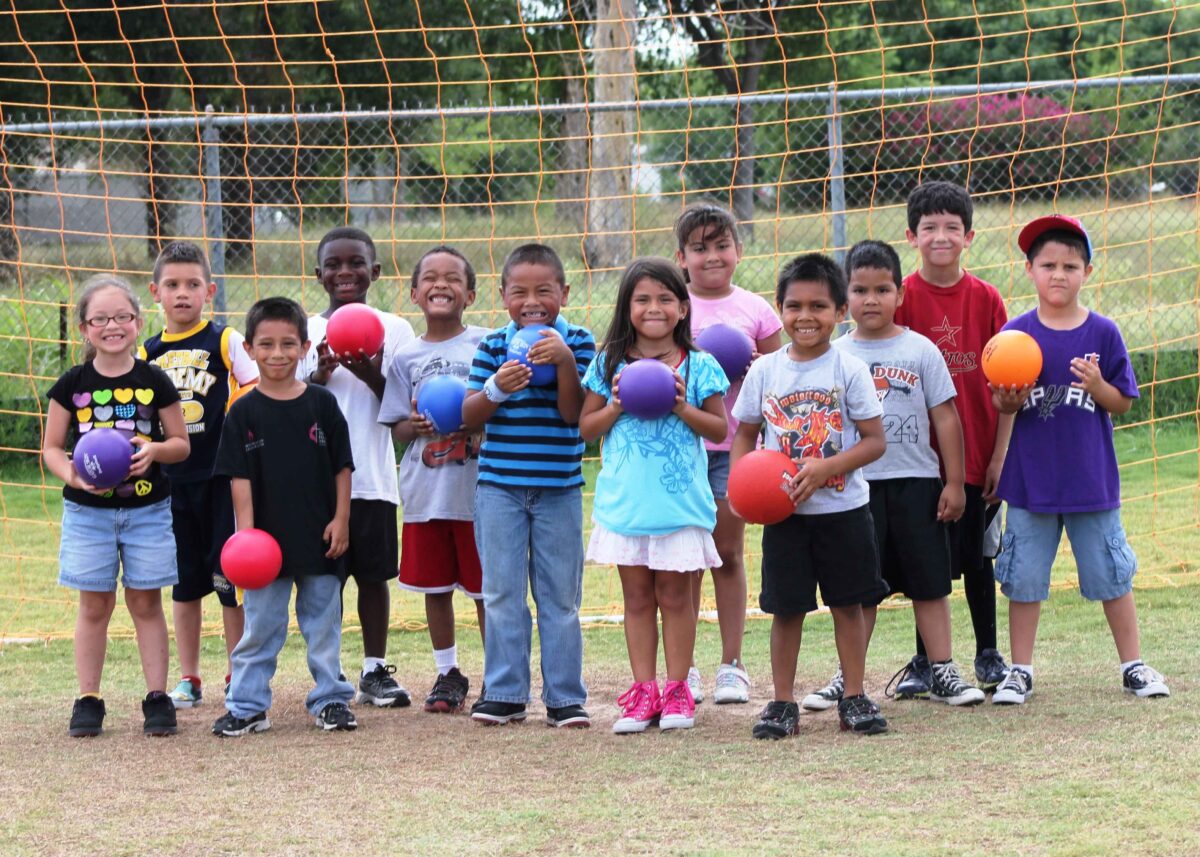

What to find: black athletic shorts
left=760, top=504, right=888, bottom=616
left=171, top=478, right=239, bottom=607
left=948, top=484, right=1002, bottom=579
left=344, top=499, right=399, bottom=583
left=867, top=477, right=952, bottom=602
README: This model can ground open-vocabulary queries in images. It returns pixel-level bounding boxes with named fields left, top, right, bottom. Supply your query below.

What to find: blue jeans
left=226, top=574, right=354, bottom=718
left=475, top=483, right=586, bottom=707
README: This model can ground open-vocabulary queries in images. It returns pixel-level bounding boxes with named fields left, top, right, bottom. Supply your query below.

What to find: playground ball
left=506, top=324, right=557, bottom=386
left=982, top=330, right=1043, bottom=388
left=325, top=303, right=385, bottom=358
left=416, top=375, right=468, bottom=435
left=220, top=528, right=283, bottom=590
left=72, top=428, right=133, bottom=489
left=618, top=359, right=677, bottom=421
left=696, top=323, right=754, bottom=383
left=727, top=449, right=799, bottom=525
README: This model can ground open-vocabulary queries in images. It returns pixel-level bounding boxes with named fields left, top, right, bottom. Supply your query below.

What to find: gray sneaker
left=801, top=667, right=844, bottom=711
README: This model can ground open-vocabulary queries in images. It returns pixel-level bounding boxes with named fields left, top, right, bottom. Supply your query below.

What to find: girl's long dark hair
left=599, top=257, right=695, bottom=388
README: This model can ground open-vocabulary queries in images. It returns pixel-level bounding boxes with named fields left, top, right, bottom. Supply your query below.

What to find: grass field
left=0, top=584, right=1197, bottom=856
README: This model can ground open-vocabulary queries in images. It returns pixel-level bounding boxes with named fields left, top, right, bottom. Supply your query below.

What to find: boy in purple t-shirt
left=990, top=215, right=1169, bottom=705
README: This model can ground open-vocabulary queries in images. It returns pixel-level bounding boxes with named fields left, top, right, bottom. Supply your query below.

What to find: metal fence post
left=202, top=105, right=227, bottom=315
left=826, top=82, right=847, bottom=264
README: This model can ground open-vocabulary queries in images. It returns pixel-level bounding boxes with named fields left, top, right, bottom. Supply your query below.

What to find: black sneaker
left=212, top=710, right=271, bottom=737
left=991, top=667, right=1033, bottom=705
left=69, top=696, right=106, bottom=738
left=142, top=691, right=178, bottom=737
left=1122, top=662, right=1170, bottom=698
left=544, top=704, right=591, bottom=729
left=355, top=664, right=411, bottom=708
left=316, top=701, right=358, bottom=731
left=885, top=655, right=931, bottom=700
left=838, top=694, right=889, bottom=735
left=928, top=660, right=986, bottom=706
left=974, top=648, right=1009, bottom=691
left=470, top=700, right=528, bottom=725
left=752, top=700, right=801, bottom=740
left=424, top=668, right=470, bottom=713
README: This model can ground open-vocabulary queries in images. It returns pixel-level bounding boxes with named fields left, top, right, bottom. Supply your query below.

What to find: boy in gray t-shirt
left=731, top=253, right=889, bottom=738
left=377, top=246, right=487, bottom=715
left=807, top=240, right=985, bottom=711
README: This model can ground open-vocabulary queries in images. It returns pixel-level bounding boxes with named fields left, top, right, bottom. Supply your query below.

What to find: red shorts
left=399, top=520, right=483, bottom=599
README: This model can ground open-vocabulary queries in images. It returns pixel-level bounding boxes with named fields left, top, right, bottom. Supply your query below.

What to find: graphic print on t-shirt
left=413, top=354, right=482, bottom=469
left=764, top=388, right=846, bottom=492
left=929, top=315, right=978, bottom=375
left=1024, top=352, right=1102, bottom=421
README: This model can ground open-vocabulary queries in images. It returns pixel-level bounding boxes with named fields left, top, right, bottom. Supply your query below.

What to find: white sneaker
left=801, top=667, right=843, bottom=711
left=991, top=667, right=1033, bottom=705
left=686, top=666, right=704, bottom=704
left=928, top=660, right=986, bottom=706
left=713, top=660, right=751, bottom=704
left=1122, top=662, right=1170, bottom=698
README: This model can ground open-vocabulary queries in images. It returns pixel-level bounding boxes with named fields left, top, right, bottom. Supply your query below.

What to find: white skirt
left=587, top=522, right=722, bottom=572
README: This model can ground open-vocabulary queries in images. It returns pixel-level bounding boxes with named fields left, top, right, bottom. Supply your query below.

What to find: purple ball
left=416, top=375, right=467, bottom=435
left=696, top=323, right=753, bottom=383
left=73, top=427, right=133, bottom=489
left=618, top=359, right=677, bottom=420
left=506, top=324, right=557, bottom=386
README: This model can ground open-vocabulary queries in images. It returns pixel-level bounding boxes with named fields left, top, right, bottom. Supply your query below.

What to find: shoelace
left=761, top=700, right=793, bottom=721
left=1127, top=664, right=1164, bottom=686
left=820, top=669, right=844, bottom=697
left=839, top=696, right=876, bottom=721
left=432, top=672, right=465, bottom=698
left=616, top=683, right=656, bottom=718
left=1000, top=669, right=1030, bottom=694
left=932, top=661, right=971, bottom=693
left=662, top=682, right=690, bottom=713
left=884, top=663, right=919, bottom=699
left=716, top=667, right=748, bottom=690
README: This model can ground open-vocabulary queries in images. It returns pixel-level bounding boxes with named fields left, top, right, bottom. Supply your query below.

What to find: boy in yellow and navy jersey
left=140, top=241, right=259, bottom=709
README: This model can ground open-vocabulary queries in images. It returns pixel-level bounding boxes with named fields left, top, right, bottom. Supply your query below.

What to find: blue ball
left=506, top=324, right=557, bottom=386
left=416, top=375, right=468, bottom=435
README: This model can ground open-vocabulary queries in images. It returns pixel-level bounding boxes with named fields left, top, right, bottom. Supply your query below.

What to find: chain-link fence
left=2, top=75, right=1198, bottom=408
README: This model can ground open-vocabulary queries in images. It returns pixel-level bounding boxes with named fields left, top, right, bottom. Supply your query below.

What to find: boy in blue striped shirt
left=462, top=244, right=596, bottom=728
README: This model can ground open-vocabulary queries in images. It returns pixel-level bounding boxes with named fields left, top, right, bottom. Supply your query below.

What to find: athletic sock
left=964, top=558, right=998, bottom=654
left=362, top=656, right=386, bottom=676
left=80, top=692, right=102, bottom=700
left=1011, top=664, right=1034, bottom=679
left=434, top=645, right=458, bottom=675
left=182, top=674, right=201, bottom=687
left=1120, top=659, right=1143, bottom=675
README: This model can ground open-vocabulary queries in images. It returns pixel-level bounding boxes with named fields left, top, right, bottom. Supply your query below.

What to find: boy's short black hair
left=317, top=226, right=377, bottom=262
left=153, top=240, right=211, bottom=283
left=673, top=200, right=741, bottom=250
left=500, top=243, right=565, bottom=291
left=1025, top=229, right=1091, bottom=265
left=845, top=240, right=903, bottom=290
left=245, top=296, right=307, bottom=344
left=411, top=245, right=476, bottom=294
left=906, top=180, right=973, bottom=233
left=776, top=253, right=847, bottom=307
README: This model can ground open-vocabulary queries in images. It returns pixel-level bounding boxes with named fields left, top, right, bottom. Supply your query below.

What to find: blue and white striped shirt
left=468, top=316, right=595, bottom=488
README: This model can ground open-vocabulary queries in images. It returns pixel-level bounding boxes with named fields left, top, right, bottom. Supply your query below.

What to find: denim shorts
left=994, top=506, right=1136, bottom=603
left=58, top=498, right=179, bottom=592
left=707, top=451, right=731, bottom=501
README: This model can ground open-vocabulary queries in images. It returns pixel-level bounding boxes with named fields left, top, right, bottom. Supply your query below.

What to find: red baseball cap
left=1018, top=214, right=1093, bottom=262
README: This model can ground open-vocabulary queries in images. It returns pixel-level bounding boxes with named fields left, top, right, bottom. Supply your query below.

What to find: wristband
left=484, top=374, right=512, bottom=403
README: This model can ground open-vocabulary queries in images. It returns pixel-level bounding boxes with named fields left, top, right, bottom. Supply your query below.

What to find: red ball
left=727, top=450, right=799, bottom=525
left=982, top=330, right=1043, bottom=388
left=325, top=303, right=385, bottom=358
left=220, top=528, right=283, bottom=590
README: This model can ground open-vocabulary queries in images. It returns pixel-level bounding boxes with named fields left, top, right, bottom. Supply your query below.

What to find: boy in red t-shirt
left=888, top=181, right=1013, bottom=696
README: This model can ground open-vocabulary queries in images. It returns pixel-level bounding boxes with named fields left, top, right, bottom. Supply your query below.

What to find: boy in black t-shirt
left=211, top=297, right=357, bottom=736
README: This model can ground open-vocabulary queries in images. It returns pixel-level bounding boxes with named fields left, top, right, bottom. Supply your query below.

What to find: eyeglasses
left=85, top=313, right=137, bottom=328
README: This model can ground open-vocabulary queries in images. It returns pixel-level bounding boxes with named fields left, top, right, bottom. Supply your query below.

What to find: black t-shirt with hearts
left=47, top=360, right=180, bottom=508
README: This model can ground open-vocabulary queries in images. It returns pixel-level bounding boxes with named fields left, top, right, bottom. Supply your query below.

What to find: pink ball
left=325, top=304, right=385, bottom=357
left=220, top=528, right=283, bottom=590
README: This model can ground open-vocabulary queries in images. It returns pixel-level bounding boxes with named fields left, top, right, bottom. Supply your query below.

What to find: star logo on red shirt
left=930, top=316, right=961, bottom=350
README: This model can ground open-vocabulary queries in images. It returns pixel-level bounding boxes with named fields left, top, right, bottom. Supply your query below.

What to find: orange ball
left=727, top=450, right=799, bottom=525
left=982, top=330, right=1043, bottom=388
